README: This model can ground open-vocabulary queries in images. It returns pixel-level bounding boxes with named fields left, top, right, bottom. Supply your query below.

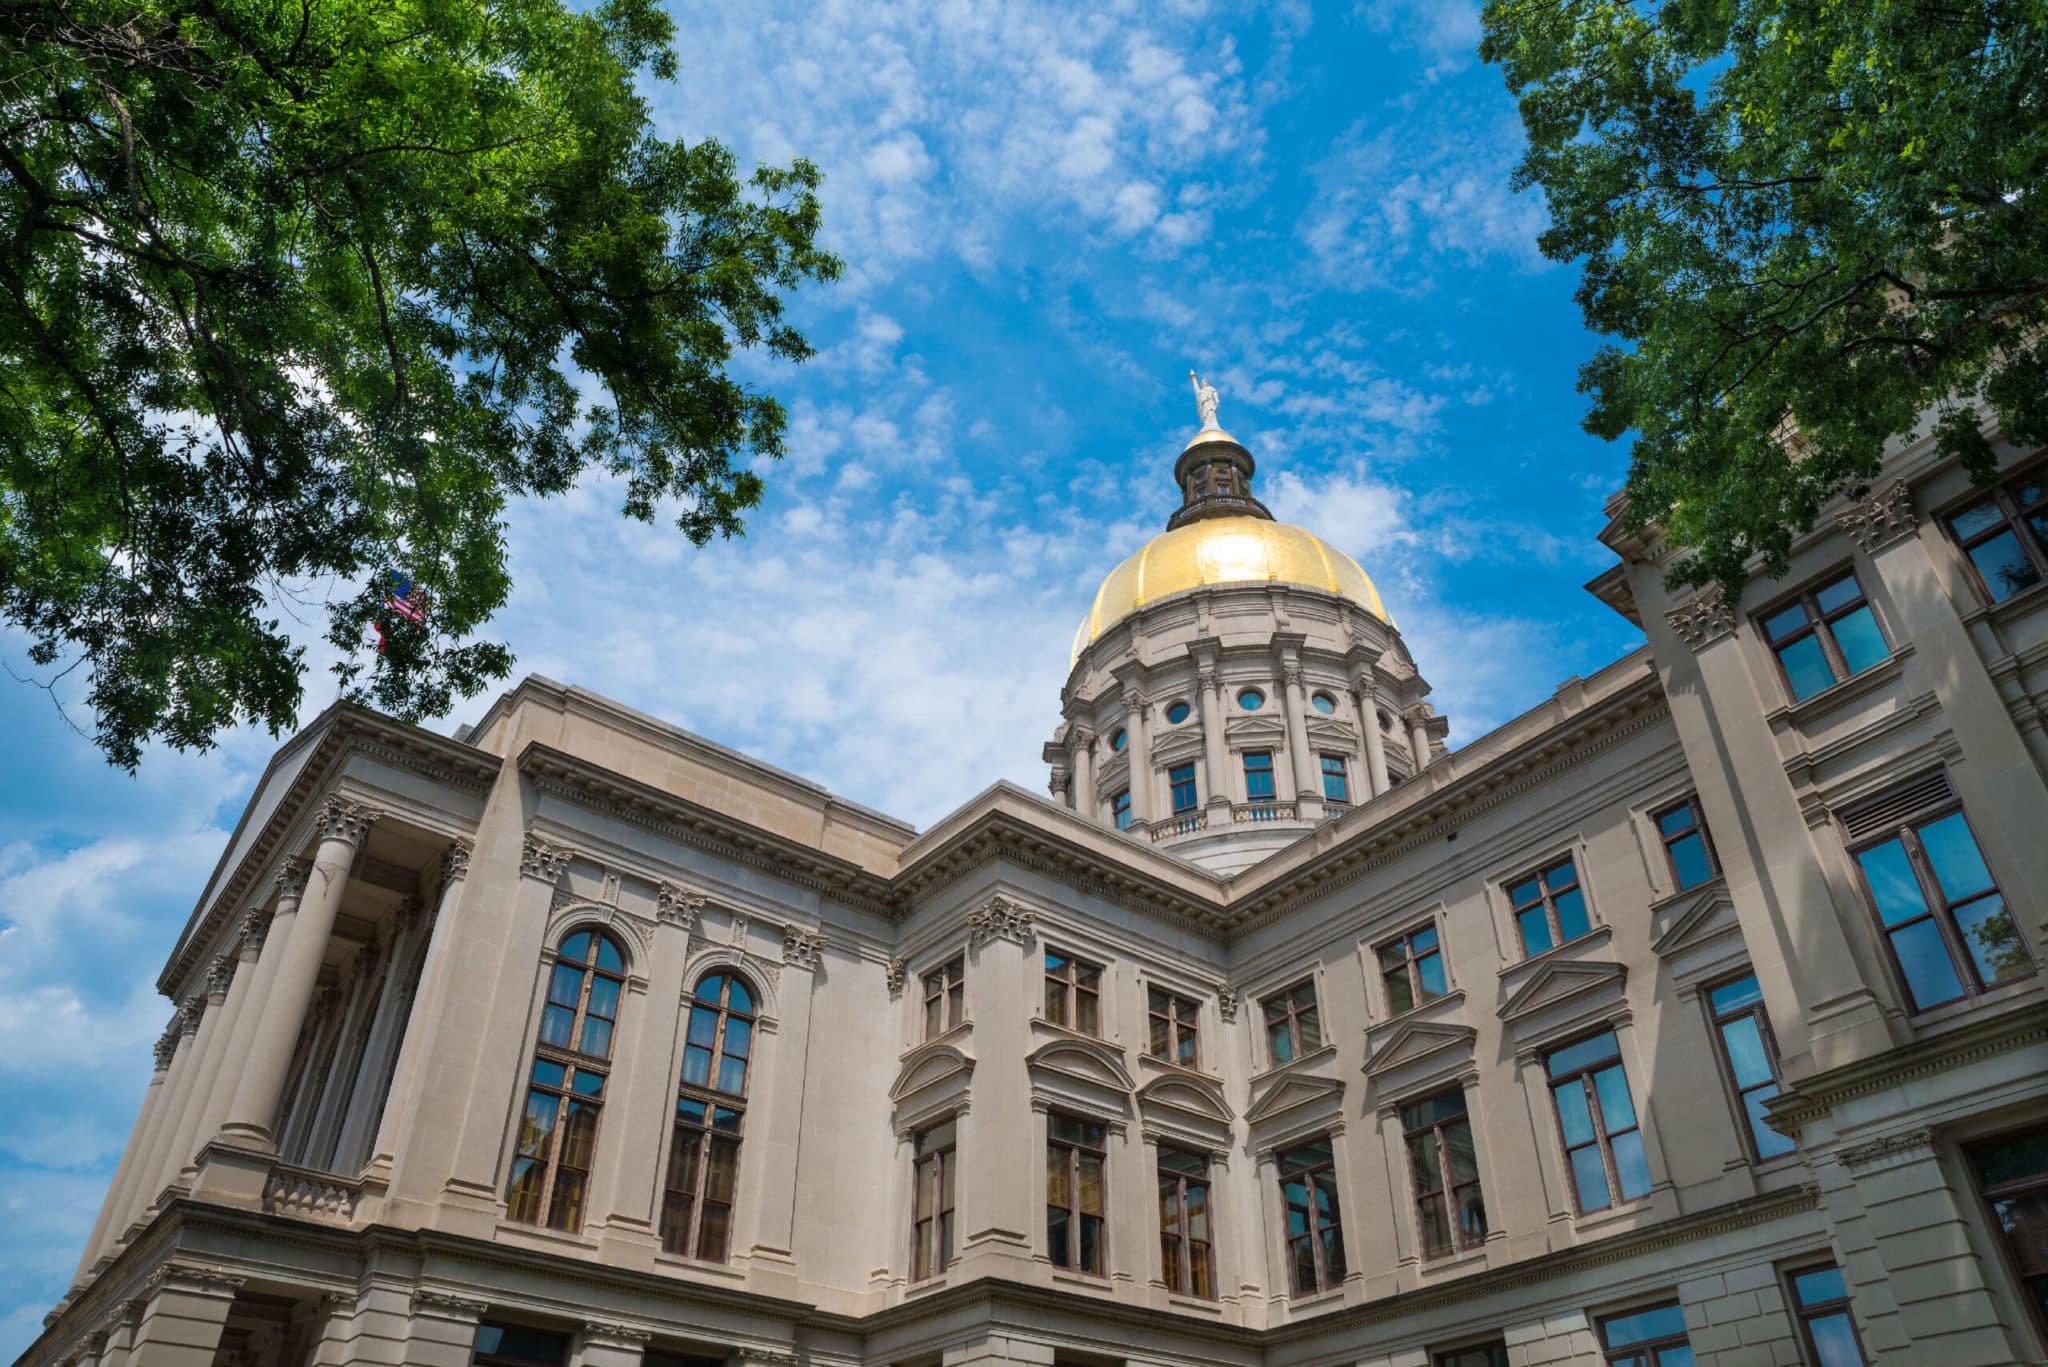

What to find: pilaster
left=127, top=1265, right=242, bottom=1367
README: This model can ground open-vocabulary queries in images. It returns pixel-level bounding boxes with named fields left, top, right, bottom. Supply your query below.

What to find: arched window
left=506, top=929, right=625, bottom=1231
left=660, top=972, right=755, bottom=1260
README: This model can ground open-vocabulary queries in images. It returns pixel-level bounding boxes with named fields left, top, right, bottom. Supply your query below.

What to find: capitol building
left=21, top=388, right=2048, bottom=1367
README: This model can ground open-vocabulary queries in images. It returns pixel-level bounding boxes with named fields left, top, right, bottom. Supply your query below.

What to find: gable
left=1364, top=1021, right=1477, bottom=1080
left=1498, top=958, right=1629, bottom=1049
left=1244, top=1065, right=1345, bottom=1136
left=890, top=1040, right=974, bottom=1109
left=1651, top=884, right=1749, bottom=988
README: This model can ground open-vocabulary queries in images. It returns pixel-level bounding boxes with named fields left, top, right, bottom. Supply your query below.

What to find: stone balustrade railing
left=262, top=1163, right=363, bottom=1223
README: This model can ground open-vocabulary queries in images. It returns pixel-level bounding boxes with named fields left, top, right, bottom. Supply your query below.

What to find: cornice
left=1768, top=1000, right=2048, bottom=1132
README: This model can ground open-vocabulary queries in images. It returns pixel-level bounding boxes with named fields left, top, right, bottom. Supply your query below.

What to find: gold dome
left=1071, top=516, right=1389, bottom=663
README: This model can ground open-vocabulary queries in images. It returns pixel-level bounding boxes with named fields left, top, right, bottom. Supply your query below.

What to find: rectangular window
left=1171, top=762, right=1199, bottom=813
left=1047, top=1113, right=1107, bottom=1274
left=1157, top=1145, right=1215, bottom=1299
left=471, top=1324, right=569, bottom=1367
left=1850, top=797, right=2028, bottom=1011
left=1759, top=570, right=1889, bottom=702
left=1277, top=1138, right=1346, bottom=1296
left=1243, top=750, right=1275, bottom=803
left=1262, top=980, right=1322, bottom=1065
left=660, top=1096, right=741, bottom=1261
left=1435, top=1347, right=1509, bottom=1367
left=1546, top=1030, right=1651, bottom=1214
left=1967, top=1127, right=2048, bottom=1341
left=507, top=1056, right=604, bottom=1231
left=1946, top=466, right=2048, bottom=603
left=911, top=1118, right=957, bottom=1280
left=1655, top=797, right=1718, bottom=892
left=1320, top=753, right=1349, bottom=804
left=1146, top=987, right=1200, bottom=1068
left=1112, top=789, right=1132, bottom=831
left=1377, top=924, right=1448, bottom=1016
left=1045, top=949, right=1103, bottom=1036
left=1707, top=974, right=1796, bottom=1161
left=1402, top=1089, right=1487, bottom=1259
left=922, top=957, right=964, bottom=1040
left=1786, top=1264, right=1868, bottom=1367
left=1508, top=855, right=1592, bottom=957
left=1598, top=1303, right=1692, bottom=1365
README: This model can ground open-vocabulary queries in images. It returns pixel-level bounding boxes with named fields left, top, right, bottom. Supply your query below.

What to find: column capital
left=205, top=955, right=236, bottom=1002
left=1197, top=666, right=1220, bottom=692
left=313, top=796, right=381, bottom=849
left=1835, top=479, right=1918, bottom=553
left=152, top=1027, right=180, bottom=1071
left=273, top=856, right=311, bottom=901
left=886, top=957, right=908, bottom=999
left=519, top=832, right=574, bottom=883
left=237, top=907, right=271, bottom=957
left=782, top=926, right=829, bottom=970
left=409, top=1288, right=487, bottom=1321
left=657, top=881, right=705, bottom=929
left=1663, top=584, right=1737, bottom=650
left=439, top=837, right=473, bottom=885
left=1216, top=986, right=1239, bottom=1023
left=968, top=894, right=1036, bottom=950
left=1067, top=722, right=1096, bottom=747
left=175, top=995, right=206, bottom=1036
left=1282, top=661, right=1305, bottom=689
left=581, top=1321, right=653, bottom=1350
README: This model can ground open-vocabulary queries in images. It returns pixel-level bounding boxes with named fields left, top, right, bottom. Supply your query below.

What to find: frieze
left=1837, top=1128, right=1937, bottom=1173
left=1664, top=585, right=1736, bottom=650
left=1835, top=480, right=1918, bottom=553
left=967, top=894, right=1037, bottom=950
left=142, top=1263, right=246, bottom=1297
left=736, top=1351, right=799, bottom=1367
left=313, top=796, right=382, bottom=848
left=782, top=926, right=829, bottom=970
left=520, top=833, right=576, bottom=884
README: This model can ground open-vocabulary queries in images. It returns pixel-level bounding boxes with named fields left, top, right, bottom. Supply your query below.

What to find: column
left=1068, top=726, right=1097, bottom=821
left=300, top=937, right=385, bottom=1166
left=1124, top=690, right=1153, bottom=828
left=160, top=947, right=253, bottom=1190
left=93, top=1300, right=142, bottom=1367
left=1407, top=709, right=1430, bottom=773
left=1280, top=659, right=1321, bottom=817
left=219, top=798, right=377, bottom=1150
left=77, top=1028, right=176, bottom=1276
left=331, top=899, right=429, bottom=1174
left=132, top=997, right=205, bottom=1218
left=1197, top=666, right=1230, bottom=813
left=1126, top=1128, right=1159, bottom=1289
left=572, top=1321, right=652, bottom=1367
left=402, top=1291, right=487, bottom=1367
left=127, top=1265, right=242, bottom=1367
left=958, top=898, right=1037, bottom=1269
left=1354, top=673, right=1390, bottom=798
left=367, top=840, right=470, bottom=1176
left=739, top=927, right=823, bottom=1288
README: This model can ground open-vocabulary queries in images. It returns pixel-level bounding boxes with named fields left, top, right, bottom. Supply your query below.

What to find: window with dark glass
left=1546, top=1030, right=1650, bottom=1214
left=1170, top=762, right=1199, bottom=813
left=1759, top=571, right=1889, bottom=702
left=1320, top=754, right=1349, bottom=804
left=1239, top=688, right=1265, bottom=711
left=1507, top=856, right=1591, bottom=957
left=922, top=956, right=964, bottom=1039
left=1045, top=949, right=1103, bottom=1036
left=1655, top=798, right=1718, bottom=892
left=1312, top=691, right=1338, bottom=715
left=1598, top=1303, right=1692, bottom=1365
left=911, top=1117, right=956, bottom=1280
left=471, top=1323, right=569, bottom=1367
left=660, top=972, right=754, bottom=1261
left=1262, top=980, right=1321, bottom=1065
left=1277, top=1138, right=1346, bottom=1296
left=1707, top=974, right=1795, bottom=1161
left=1047, top=1113, right=1107, bottom=1274
left=1157, top=1146, right=1214, bottom=1298
left=1435, top=1346, right=1509, bottom=1367
left=1967, top=1127, right=2048, bottom=1338
left=1147, top=987, right=1200, bottom=1067
left=1945, top=466, right=2048, bottom=603
left=1402, top=1089, right=1487, bottom=1259
left=1786, top=1264, right=1868, bottom=1367
left=1111, top=727, right=1127, bottom=752
left=507, top=929, right=623, bottom=1231
left=1166, top=700, right=1193, bottom=724
left=1378, top=924, right=1447, bottom=1016
left=1112, top=789, right=1132, bottom=831
left=1243, top=751, right=1276, bottom=803
left=1851, top=796, right=2028, bottom=1011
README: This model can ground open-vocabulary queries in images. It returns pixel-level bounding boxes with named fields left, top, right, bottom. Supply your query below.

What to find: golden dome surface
left=1071, top=515, right=1389, bottom=663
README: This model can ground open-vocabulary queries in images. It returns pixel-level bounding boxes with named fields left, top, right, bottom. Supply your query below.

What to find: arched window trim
left=659, top=969, right=759, bottom=1263
left=505, top=928, right=628, bottom=1232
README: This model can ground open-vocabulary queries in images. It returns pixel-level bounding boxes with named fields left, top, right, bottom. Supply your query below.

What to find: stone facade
left=19, top=413, right=2048, bottom=1367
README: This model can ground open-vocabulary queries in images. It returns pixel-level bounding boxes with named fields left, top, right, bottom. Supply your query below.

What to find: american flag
left=374, top=573, right=429, bottom=652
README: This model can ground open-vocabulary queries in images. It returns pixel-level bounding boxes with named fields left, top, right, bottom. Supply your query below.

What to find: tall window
left=507, top=930, right=623, bottom=1231
left=1436, top=1347, right=1508, bottom=1367
left=1378, top=924, right=1447, bottom=1015
left=1320, top=754, right=1349, bottom=805
left=1170, top=763, right=1199, bottom=814
left=1655, top=798, right=1718, bottom=892
left=1402, top=1089, right=1487, bottom=1259
left=1546, top=1030, right=1650, bottom=1214
left=1157, top=1146, right=1214, bottom=1298
left=923, top=956, right=964, bottom=1039
left=1598, top=1304, right=1692, bottom=1365
left=1786, top=1264, right=1868, bottom=1367
left=1046, top=1113, right=1107, bottom=1274
left=1851, top=798, right=2028, bottom=1011
left=661, top=972, right=754, bottom=1261
left=1508, top=856, right=1591, bottom=957
left=1277, top=1138, right=1346, bottom=1296
left=1946, top=466, right=2048, bottom=603
left=1146, top=987, right=1200, bottom=1068
left=1760, top=570, right=1889, bottom=702
left=911, top=1117, right=956, bottom=1280
left=1966, top=1127, right=2048, bottom=1340
left=471, top=1324, right=569, bottom=1367
left=1262, top=980, right=1322, bottom=1065
left=1112, top=789, right=1132, bottom=831
left=1045, top=949, right=1102, bottom=1035
left=1707, top=974, right=1795, bottom=1161
left=1244, top=751, right=1276, bottom=803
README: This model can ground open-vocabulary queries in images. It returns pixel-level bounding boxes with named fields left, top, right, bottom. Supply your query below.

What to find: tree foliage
left=1481, top=0, right=2048, bottom=592
left=0, top=0, right=840, bottom=767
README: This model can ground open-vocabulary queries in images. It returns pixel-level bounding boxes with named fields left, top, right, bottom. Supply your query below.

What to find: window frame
left=1319, top=753, right=1349, bottom=805
left=910, top=1117, right=957, bottom=1281
left=659, top=971, right=756, bottom=1262
left=1044, top=948, right=1104, bottom=1037
left=1401, top=1088, right=1488, bottom=1261
left=471, top=1323, right=570, bottom=1367
left=1704, top=973, right=1796, bottom=1164
left=1376, top=923, right=1448, bottom=1017
left=1261, top=979, right=1322, bottom=1066
left=1145, top=985, right=1201, bottom=1069
left=505, top=929, right=624, bottom=1233
left=1169, top=761, right=1199, bottom=814
left=1433, top=1346, right=1509, bottom=1367
left=1544, top=1029, right=1650, bottom=1216
left=1653, top=796, right=1719, bottom=893
left=1965, top=1125, right=2048, bottom=1348
left=1784, top=1262, right=1870, bottom=1367
left=1756, top=568, right=1890, bottom=702
left=1046, top=1112, right=1109, bottom=1276
left=1276, top=1137, right=1347, bottom=1297
left=1156, top=1145, right=1216, bottom=1299
left=922, top=956, right=965, bottom=1040
left=1506, top=854, right=1592, bottom=958
left=1597, top=1302, right=1693, bottom=1365
left=1942, top=462, right=2048, bottom=605
left=1111, top=788, right=1132, bottom=831
left=1243, top=750, right=1276, bottom=804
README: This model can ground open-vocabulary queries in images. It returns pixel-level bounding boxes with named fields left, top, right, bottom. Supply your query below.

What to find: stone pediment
left=1245, top=1062, right=1345, bottom=1136
left=890, top=1039, right=974, bottom=1107
left=1224, top=715, right=1289, bottom=742
left=1499, top=959, right=1628, bottom=1041
left=1650, top=882, right=1749, bottom=987
left=1304, top=718, right=1357, bottom=750
left=1152, top=732, right=1205, bottom=767
left=1364, top=1021, right=1477, bottom=1081
left=1026, top=1036, right=1137, bottom=1094
left=1136, top=1071, right=1233, bottom=1127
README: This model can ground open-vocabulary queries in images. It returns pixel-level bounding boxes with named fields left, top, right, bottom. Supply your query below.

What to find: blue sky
left=0, top=1, right=1647, bottom=1352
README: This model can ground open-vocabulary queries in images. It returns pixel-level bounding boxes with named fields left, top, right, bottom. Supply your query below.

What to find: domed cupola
left=1044, top=374, right=1448, bottom=875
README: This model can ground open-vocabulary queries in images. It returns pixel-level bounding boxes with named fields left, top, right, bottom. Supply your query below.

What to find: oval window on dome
left=1238, top=688, right=1265, bottom=712
left=1166, top=701, right=1192, bottom=725
left=1111, top=728, right=1127, bottom=752
left=1311, top=692, right=1337, bottom=715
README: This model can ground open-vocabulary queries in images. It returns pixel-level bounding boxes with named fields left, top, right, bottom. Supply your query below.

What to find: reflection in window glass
left=1853, top=801, right=2028, bottom=1011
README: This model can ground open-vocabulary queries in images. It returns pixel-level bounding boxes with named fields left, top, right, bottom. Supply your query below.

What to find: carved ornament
left=1282, top=662, right=1305, bottom=688
left=440, top=837, right=473, bottom=885
left=886, top=957, right=908, bottom=999
left=152, top=1028, right=179, bottom=1070
left=1664, top=585, right=1737, bottom=650
left=273, top=856, right=311, bottom=902
left=782, top=926, right=829, bottom=970
left=967, top=894, right=1036, bottom=950
left=175, top=996, right=205, bottom=1036
left=237, top=908, right=271, bottom=957
left=143, top=1263, right=246, bottom=1297
left=1836, top=480, right=1918, bottom=553
left=657, top=882, right=706, bottom=929
left=520, top=834, right=575, bottom=884
left=1217, top=986, right=1239, bottom=1024
left=1198, top=667, right=1220, bottom=692
left=313, top=796, right=381, bottom=848
left=410, top=1289, right=488, bottom=1318
left=582, top=1322, right=653, bottom=1349
left=205, top=956, right=236, bottom=1002
left=1837, top=1127, right=1937, bottom=1172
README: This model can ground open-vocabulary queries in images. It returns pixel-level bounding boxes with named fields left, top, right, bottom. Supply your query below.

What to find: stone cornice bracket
left=582, top=1321, right=653, bottom=1349
left=440, top=837, right=473, bottom=885
left=143, top=1263, right=246, bottom=1298
left=1837, top=1127, right=1937, bottom=1173
left=205, top=955, right=236, bottom=1002
left=1664, top=584, right=1737, bottom=651
left=886, top=957, right=908, bottom=999
left=520, top=833, right=575, bottom=884
left=967, top=894, right=1036, bottom=950
left=410, top=1289, right=488, bottom=1319
left=314, top=795, right=381, bottom=849
left=657, top=881, right=706, bottom=930
left=782, top=926, right=829, bottom=970
left=1836, top=480, right=1918, bottom=553
left=1217, top=987, right=1239, bottom=1024
left=273, top=856, right=311, bottom=902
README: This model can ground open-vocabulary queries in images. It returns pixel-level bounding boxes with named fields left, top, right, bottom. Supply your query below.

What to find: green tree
left=1481, top=0, right=2048, bottom=593
left=0, top=0, right=840, bottom=768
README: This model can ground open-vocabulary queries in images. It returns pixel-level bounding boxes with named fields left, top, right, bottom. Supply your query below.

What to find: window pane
left=723, top=1016, right=753, bottom=1060
left=717, top=1053, right=747, bottom=1095
left=1762, top=603, right=1810, bottom=641
left=681, top=1044, right=712, bottom=1087
left=1417, top=951, right=1448, bottom=1000
left=1149, top=1014, right=1170, bottom=1057
left=579, top=1017, right=613, bottom=1059
left=1456, top=1183, right=1488, bottom=1242
left=539, top=1005, right=576, bottom=1048
left=1611, top=1128, right=1651, bottom=1200
left=1278, top=1140, right=1334, bottom=1175
left=1269, top=1021, right=1294, bottom=1064
left=1919, top=813, right=1994, bottom=901
left=584, top=975, right=620, bottom=1020
left=1554, top=1081, right=1596, bottom=1147
left=1078, top=1154, right=1105, bottom=1214
left=704, top=1136, right=739, bottom=1200
left=1548, top=1032, right=1618, bottom=1078
left=547, top=1169, right=587, bottom=1229
left=1954, top=894, right=2029, bottom=985
left=1889, top=918, right=1966, bottom=1009
left=1552, top=888, right=1590, bottom=942
left=1814, top=575, right=1862, bottom=615
left=1446, top=1121, right=1478, bottom=1183
left=518, top=1093, right=558, bottom=1155
left=1047, top=980, right=1068, bottom=1025
left=1320, top=1221, right=1346, bottom=1282
left=1418, top=1191, right=1452, bottom=1258
left=505, top=1157, right=545, bottom=1223
left=1079, top=1214, right=1103, bottom=1272
left=1409, top=1131, right=1444, bottom=1194
left=1807, top=1311, right=1866, bottom=1367
left=1077, top=992, right=1099, bottom=1036
left=1668, top=832, right=1714, bottom=890
left=1718, top=1015, right=1772, bottom=1089
left=1594, top=1064, right=1636, bottom=1131
left=1508, top=877, right=1542, bottom=907
left=1970, top=1130, right=2048, bottom=1186
left=1385, top=966, right=1416, bottom=1016
left=1831, top=606, right=1888, bottom=675
left=1747, top=1085, right=1797, bottom=1159
left=1569, top=1143, right=1611, bottom=1210
left=1297, top=1003, right=1323, bottom=1052
left=1856, top=840, right=1929, bottom=926
left=687, top=1006, right=718, bottom=1047
left=1792, top=1266, right=1848, bottom=1306
left=1967, top=529, right=2041, bottom=601
left=549, top=963, right=585, bottom=1007
left=697, top=1202, right=730, bottom=1261
left=1604, top=1304, right=1689, bottom=1348
left=1951, top=498, right=2007, bottom=539
left=694, top=974, right=726, bottom=1005
left=1777, top=635, right=1836, bottom=700
left=1518, top=905, right=1554, bottom=956
left=557, top=1101, right=598, bottom=1167
left=558, top=931, right=591, bottom=964
left=1709, top=974, right=1763, bottom=1014
left=1656, top=805, right=1697, bottom=838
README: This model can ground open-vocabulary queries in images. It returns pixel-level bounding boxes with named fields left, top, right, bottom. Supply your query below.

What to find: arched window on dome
left=507, top=928, right=625, bottom=1231
left=660, top=971, right=756, bottom=1261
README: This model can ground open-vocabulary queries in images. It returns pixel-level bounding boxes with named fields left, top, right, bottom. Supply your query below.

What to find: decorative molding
left=313, top=796, right=381, bottom=848
left=1198, top=667, right=1220, bottom=692
left=1837, top=1128, right=1937, bottom=1173
left=410, top=1288, right=489, bottom=1319
left=967, top=894, right=1037, bottom=950
left=1664, top=586, right=1736, bottom=650
left=237, top=907, right=272, bottom=956
left=782, top=926, right=829, bottom=970
left=1217, top=987, right=1239, bottom=1024
left=1282, top=662, right=1305, bottom=688
left=142, top=1263, right=245, bottom=1297
left=273, top=856, right=311, bottom=902
left=440, top=838, right=473, bottom=885
left=886, top=957, right=908, bottom=999
left=151, top=1028, right=179, bottom=1070
left=656, top=881, right=706, bottom=929
left=175, top=996, right=205, bottom=1036
left=520, top=833, right=575, bottom=883
left=1836, top=480, right=1918, bottom=553
left=1769, top=1001, right=2048, bottom=1131
left=204, top=955, right=236, bottom=1002
left=581, top=1321, right=653, bottom=1349
left=736, top=1352, right=799, bottom=1367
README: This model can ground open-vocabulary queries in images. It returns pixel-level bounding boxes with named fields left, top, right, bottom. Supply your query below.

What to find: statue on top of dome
left=1190, top=371, right=1221, bottom=431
